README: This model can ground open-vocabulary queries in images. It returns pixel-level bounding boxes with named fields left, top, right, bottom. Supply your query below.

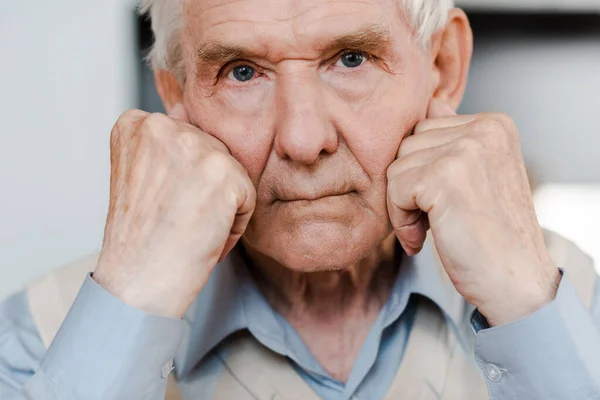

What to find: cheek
left=336, top=79, right=427, bottom=182
left=184, top=86, right=273, bottom=186
left=328, top=48, right=432, bottom=181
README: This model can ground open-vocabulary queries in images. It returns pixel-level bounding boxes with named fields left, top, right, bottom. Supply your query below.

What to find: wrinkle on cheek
left=235, top=123, right=273, bottom=187
left=325, top=52, right=410, bottom=113
left=333, top=71, right=379, bottom=110
left=350, top=72, right=390, bottom=113
left=198, top=109, right=272, bottom=187
left=332, top=83, right=422, bottom=185
left=183, top=78, right=274, bottom=189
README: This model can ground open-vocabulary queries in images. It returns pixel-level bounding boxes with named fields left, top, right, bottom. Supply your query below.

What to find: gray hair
left=139, top=0, right=455, bottom=82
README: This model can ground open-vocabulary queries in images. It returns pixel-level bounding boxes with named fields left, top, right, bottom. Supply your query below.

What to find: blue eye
left=336, top=52, right=365, bottom=68
left=229, top=65, right=256, bottom=82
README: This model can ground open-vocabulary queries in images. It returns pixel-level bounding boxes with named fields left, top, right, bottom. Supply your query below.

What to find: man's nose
left=273, top=74, right=338, bottom=165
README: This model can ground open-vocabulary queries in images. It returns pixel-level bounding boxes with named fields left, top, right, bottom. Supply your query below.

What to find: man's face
left=181, top=0, right=435, bottom=271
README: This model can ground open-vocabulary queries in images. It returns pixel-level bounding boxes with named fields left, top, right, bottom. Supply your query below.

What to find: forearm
left=1, top=276, right=184, bottom=400
left=473, top=271, right=600, bottom=400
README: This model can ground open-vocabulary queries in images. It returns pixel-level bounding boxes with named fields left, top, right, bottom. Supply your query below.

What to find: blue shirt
left=1, top=242, right=600, bottom=400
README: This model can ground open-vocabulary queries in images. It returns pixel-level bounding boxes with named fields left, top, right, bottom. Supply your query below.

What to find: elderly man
left=1, top=0, right=600, bottom=399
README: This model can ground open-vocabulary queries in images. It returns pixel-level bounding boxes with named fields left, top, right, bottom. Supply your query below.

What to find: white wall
left=460, top=37, right=600, bottom=184
left=534, top=185, right=600, bottom=272
left=0, top=0, right=139, bottom=298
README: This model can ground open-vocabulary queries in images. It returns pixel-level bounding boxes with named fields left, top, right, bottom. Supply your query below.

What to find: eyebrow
left=193, top=23, right=392, bottom=70
left=325, top=23, right=392, bottom=56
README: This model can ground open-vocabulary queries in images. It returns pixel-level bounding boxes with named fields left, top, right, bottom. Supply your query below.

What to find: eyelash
left=331, top=50, right=372, bottom=69
left=219, top=61, right=262, bottom=82
left=217, top=50, right=373, bottom=84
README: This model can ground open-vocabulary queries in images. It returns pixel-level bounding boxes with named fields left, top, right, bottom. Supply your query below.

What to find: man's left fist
left=387, top=99, right=561, bottom=327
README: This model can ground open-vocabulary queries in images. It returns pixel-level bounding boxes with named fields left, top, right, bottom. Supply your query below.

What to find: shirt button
left=161, top=359, right=175, bottom=379
left=484, top=363, right=503, bottom=383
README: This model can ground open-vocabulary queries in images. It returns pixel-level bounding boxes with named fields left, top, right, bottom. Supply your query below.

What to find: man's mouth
left=276, top=190, right=357, bottom=203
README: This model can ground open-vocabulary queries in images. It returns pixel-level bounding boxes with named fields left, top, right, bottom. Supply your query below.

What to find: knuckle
left=246, top=180, right=257, bottom=203
left=412, top=120, right=430, bottom=136
left=118, top=109, right=148, bottom=125
left=471, top=116, right=504, bottom=135
left=433, top=156, right=466, bottom=179
left=387, top=158, right=403, bottom=178
left=175, top=130, right=202, bottom=153
left=115, top=110, right=149, bottom=132
left=142, top=112, right=175, bottom=132
left=386, top=164, right=397, bottom=181
left=208, top=137, right=231, bottom=155
left=200, top=152, right=247, bottom=200
left=470, top=116, right=514, bottom=149
left=110, top=124, right=122, bottom=149
left=175, top=135, right=235, bottom=180
left=474, top=113, right=517, bottom=136
left=457, top=136, right=484, bottom=154
left=397, top=136, right=417, bottom=159
left=138, top=113, right=178, bottom=142
left=112, top=109, right=148, bottom=144
left=176, top=129, right=231, bottom=158
left=201, top=150, right=235, bottom=175
left=387, top=157, right=412, bottom=182
left=494, top=112, right=516, bottom=130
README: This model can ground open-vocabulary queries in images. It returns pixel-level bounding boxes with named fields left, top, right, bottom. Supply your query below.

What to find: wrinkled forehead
left=183, top=0, right=413, bottom=60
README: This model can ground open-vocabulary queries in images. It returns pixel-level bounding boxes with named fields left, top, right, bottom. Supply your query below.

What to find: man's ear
left=154, top=69, right=184, bottom=113
left=428, top=9, right=473, bottom=111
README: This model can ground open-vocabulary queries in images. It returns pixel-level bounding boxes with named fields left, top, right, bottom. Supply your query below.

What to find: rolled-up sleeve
left=472, top=272, right=600, bottom=400
left=1, top=275, right=184, bottom=400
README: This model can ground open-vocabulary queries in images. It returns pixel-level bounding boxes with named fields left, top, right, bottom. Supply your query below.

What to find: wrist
left=477, top=265, right=561, bottom=327
left=93, top=270, right=202, bottom=319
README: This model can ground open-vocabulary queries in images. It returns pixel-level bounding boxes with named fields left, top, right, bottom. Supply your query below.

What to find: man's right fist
left=93, top=105, right=256, bottom=318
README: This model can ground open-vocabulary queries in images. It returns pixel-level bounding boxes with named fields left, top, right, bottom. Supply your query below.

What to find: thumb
left=168, top=103, right=191, bottom=123
left=426, top=98, right=457, bottom=119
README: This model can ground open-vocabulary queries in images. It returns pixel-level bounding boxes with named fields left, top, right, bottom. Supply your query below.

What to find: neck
left=243, top=234, right=399, bottom=318
left=241, top=234, right=400, bottom=382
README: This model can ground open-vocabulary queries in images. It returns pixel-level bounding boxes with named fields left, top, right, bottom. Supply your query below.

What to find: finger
left=108, top=111, right=147, bottom=218
left=219, top=209, right=252, bottom=262
left=398, top=126, right=464, bottom=159
left=387, top=166, right=431, bottom=252
left=414, top=114, right=475, bottom=136
left=386, top=186, right=427, bottom=256
left=391, top=143, right=450, bottom=175
left=413, top=100, right=474, bottom=135
left=110, top=110, right=147, bottom=160
left=386, top=196, right=422, bottom=253
left=219, top=174, right=257, bottom=261
left=394, top=212, right=429, bottom=256
left=168, top=103, right=191, bottom=123
left=168, top=104, right=232, bottom=155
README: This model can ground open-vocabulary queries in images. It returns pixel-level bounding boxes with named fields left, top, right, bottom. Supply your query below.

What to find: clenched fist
left=387, top=99, right=560, bottom=327
left=93, top=105, right=256, bottom=318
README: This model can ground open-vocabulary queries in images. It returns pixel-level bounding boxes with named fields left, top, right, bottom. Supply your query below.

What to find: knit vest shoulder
left=26, top=230, right=596, bottom=399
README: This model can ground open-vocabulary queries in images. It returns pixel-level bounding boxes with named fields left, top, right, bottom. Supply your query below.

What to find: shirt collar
left=174, top=237, right=464, bottom=379
left=174, top=247, right=248, bottom=378
left=398, top=236, right=465, bottom=328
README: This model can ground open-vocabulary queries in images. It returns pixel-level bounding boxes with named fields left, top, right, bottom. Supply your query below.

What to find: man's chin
left=244, top=223, right=389, bottom=273
left=281, top=247, right=365, bottom=272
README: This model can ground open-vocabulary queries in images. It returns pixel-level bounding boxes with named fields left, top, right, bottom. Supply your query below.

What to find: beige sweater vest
left=26, top=230, right=596, bottom=400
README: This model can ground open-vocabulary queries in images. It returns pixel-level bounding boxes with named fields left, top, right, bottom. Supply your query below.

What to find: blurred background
left=0, top=0, right=599, bottom=299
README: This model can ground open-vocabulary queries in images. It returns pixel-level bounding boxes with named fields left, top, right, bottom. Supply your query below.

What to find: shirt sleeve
left=0, top=275, right=184, bottom=400
left=472, top=271, right=600, bottom=400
